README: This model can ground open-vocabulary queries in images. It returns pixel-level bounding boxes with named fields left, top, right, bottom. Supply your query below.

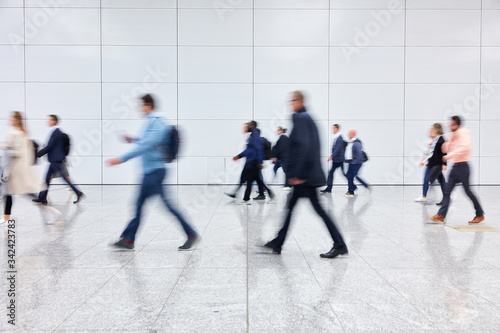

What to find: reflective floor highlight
left=1, top=185, right=500, bottom=332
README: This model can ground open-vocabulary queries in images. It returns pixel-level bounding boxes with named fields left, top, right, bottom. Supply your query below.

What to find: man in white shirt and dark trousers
left=345, top=129, right=370, bottom=197
left=321, top=124, right=346, bottom=193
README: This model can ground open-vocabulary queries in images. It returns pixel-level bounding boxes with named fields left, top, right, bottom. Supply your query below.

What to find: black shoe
left=32, top=198, right=48, bottom=204
left=264, top=241, right=281, bottom=254
left=320, top=189, right=332, bottom=193
left=225, top=192, right=236, bottom=199
left=179, top=235, right=199, bottom=251
left=112, top=239, right=134, bottom=251
left=436, top=201, right=443, bottom=206
left=73, top=193, right=85, bottom=204
left=320, top=247, right=348, bottom=259
left=253, top=195, right=266, bottom=200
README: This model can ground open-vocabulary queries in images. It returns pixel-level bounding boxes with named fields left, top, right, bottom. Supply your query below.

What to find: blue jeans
left=121, top=168, right=196, bottom=242
left=346, top=163, right=369, bottom=194
left=422, top=167, right=431, bottom=196
left=325, top=162, right=346, bottom=191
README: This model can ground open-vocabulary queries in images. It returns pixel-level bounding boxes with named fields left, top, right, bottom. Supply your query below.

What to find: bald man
left=345, top=129, right=370, bottom=197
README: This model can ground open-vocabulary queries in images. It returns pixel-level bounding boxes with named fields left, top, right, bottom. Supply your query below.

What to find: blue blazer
left=238, top=130, right=264, bottom=164
left=351, top=139, right=364, bottom=165
left=286, top=107, right=326, bottom=187
left=331, top=135, right=345, bottom=163
left=37, top=128, right=66, bottom=162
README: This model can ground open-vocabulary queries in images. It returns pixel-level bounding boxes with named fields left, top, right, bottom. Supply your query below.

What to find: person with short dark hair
left=415, top=123, right=447, bottom=203
left=264, top=91, right=348, bottom=259
left=430, top=116, right=485, bottom=224
left=33, top=115, right=84, bottom=205
left=107, top=94, right=198, bottom=251
left=271, top=126, right=290, bottom=190
left=321, top=124, right=346, bottom=193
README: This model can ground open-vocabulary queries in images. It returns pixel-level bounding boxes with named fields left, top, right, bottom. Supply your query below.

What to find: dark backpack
left=354, top=139, right=368, bottom=162
left=261, top=137, right=273, bottom=160
left=159, top=126, right=180, bottom=163
left=62, top=133, right=70, bottom=156
left=32, top=140, right=39, bottom=165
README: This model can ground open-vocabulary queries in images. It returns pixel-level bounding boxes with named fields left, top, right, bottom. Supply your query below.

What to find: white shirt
left=344, top=137, right=357, bottom=160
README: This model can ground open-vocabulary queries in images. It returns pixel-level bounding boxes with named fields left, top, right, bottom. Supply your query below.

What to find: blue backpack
left=159, top=125, right=180, bottom=163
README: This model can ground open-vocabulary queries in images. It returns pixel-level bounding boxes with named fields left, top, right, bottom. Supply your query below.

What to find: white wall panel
left=0, top=8, right=23, bottom=44
left=480, top=121, right=500, bottom=156
left=406, top=0, right=481, bottom=9
left=25, top=8, right=100, bottom=45
left=102, top=9, right=176, bottom=45
left=330, top=0, right=405, bottom=10
left=25, top=46, right=100, bottom=82
left=178, top=83, right=252, bottom=120
left=255, top=0, right=328, bottom=9
left=26, top=0, right=100, bottom=6
left=482, top=10, right=500, bottom=46
left=480, top=157, right=500, bottom=184
left=330, top=10, right=405, bottom=47
left=178, top=9, right=252, bottom=46
left=26, top=83, right=101, bottom=119
left=102, top=0, right=176, bottom=8
left=255, top=47, right=328, bottom=83
left=0, top=46, right=24, bottom=81
left=255, top=10, right=329, bottom=46
left=330, top=84, right=404, bottom=120
left=178, top=47, right=252, bottom=83
left=481, top=84, right=500, bottom=120
left=178, top=0, right=252, bottom=9
left=481, top=47, right=500, bottom=83
left=330, top=47, right=404, bottom=83
left=406, top=47, right=480, bottom=83
left=102, top=46, right=176, bottom=82
left=406, top=10, right=480, bottom=46
left=0, top=83, right=24, bottom=111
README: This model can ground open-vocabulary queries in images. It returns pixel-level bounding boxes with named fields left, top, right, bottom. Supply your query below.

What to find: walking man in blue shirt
left=107, top=94, right=198, bottom=251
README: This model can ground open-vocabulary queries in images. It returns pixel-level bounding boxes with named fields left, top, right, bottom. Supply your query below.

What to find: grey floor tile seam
left=292, top=231, right=348, bottom=333
left=149, top=188, right=225, bottom=332
left=49, top=205, right=182, bottom=332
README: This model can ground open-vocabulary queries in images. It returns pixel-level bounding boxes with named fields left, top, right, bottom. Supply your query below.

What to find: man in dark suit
left=271, top=126, right=290, bottom=189
left=321, top=124, right=346, bottom=193
left=233, top=122, right=274, bottom=204
left=345, top=129, right=370, bottom=197
left=33, top=115, right=84, bottom=204
left=264, top=91, right=348, bottom=259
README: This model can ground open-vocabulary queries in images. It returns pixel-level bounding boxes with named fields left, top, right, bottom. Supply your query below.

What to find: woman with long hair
left=1, top=111, right=39, bottom=223
left=415, top=123, right=447, bottom=204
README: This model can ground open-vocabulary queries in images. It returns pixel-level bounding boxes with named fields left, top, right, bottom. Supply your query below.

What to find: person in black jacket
left=270, top=126, right=290, bottom=189
left=264, top=91, right=347, bottom=259
left=33, top=115, right=84, bottom=205
left=415, top=123, right=447, bottom=204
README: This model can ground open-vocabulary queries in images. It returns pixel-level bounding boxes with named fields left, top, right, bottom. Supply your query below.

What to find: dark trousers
left=121, top=168, right=196, bottom=242
left=273, top=160, right=290, bottom=187
left=423, top=165, right=446, bottom=197
left=232, top=165, right=264, bottom=196
left=243, top=161, right=272, bottom=201
left=438, top=163, right=484, bottom=218
left=39, top=161, right=81, bottom=200
left=272, top=185, right=346, bottom=250
left=4, top=195, right=12, bottom=215
left=325, top=161, right=346, bottom=191
left=347, top=163, right=369, bottom=194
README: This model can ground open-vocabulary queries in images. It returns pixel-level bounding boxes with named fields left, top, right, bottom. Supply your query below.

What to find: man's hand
left=270, top=158, right=277, bottom=164
left=443, top=155, right=450, bottom=162
left=419, top=161, right=424, bottom=166
left=232, top=156, right=240, bottom=161
left=257, top=163, right=263, bottom=170
left=106, top=158, right=123, bottom=166
left=289, top=178, right=306, bottom=186
left=123, top=135, right=134, bottom=143
left=327, top=156, right=332, bottom=162
left=442, top=165, right=447, bottom=171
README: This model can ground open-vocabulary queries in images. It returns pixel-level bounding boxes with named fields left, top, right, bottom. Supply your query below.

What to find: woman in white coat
left=1, top=111, right=39, bottom=223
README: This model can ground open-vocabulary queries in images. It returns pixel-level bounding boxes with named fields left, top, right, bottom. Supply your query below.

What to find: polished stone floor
left=1, top=184, right=500, bottom=332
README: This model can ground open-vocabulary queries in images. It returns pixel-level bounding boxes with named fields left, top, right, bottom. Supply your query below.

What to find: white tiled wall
left=1, top=1, right=498, bottom=185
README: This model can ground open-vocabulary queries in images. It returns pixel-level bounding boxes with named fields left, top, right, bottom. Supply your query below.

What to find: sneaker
left=436, top=201, right=443, bottom=206
left=282, top=187, right=292, bottom=192
left=253, top=195, right=266, bottom=200
left=344, top=192, right=354, bottom=198
left=415, top=196, right=427, bottom=203
left=237, top=200, right=251, bottom=205
left=429, top=214, right=445, bottom=223
left=179, top=235, right=199, bottom=251
left=224, top=192, right=236, bottom=199
left=320, top=189, right=332, bottom=194
left=112, top=239, right=134, bottom=251
left=468, top=215, right=485, bottom=224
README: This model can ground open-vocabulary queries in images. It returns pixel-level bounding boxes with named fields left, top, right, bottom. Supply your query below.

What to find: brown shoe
left=429, top=214, right=445, bottom=223
left=468, top=215, right=485, bottom=224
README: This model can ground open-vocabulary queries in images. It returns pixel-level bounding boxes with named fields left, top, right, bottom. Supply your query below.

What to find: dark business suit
left=346, top=139, right=369, bottom=194
left=238, top=130, right=273, bottom=201
left=268, top=107, right=347, bottom=252
left=37, top=128, right=82, bottom=201
left=271, top=134, right=290, bottom=187
left=325, top=134, right=346, bottom=191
